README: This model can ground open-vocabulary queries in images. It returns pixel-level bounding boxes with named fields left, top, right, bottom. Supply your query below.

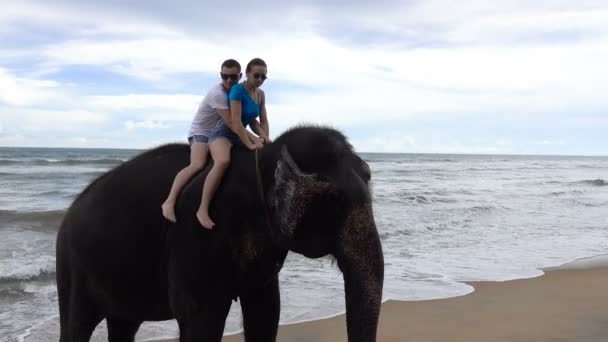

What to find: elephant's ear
left=270, top=145, right=335, bottom=239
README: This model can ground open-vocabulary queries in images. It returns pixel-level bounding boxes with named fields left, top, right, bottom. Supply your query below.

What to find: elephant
left=56, top=125, right=384, bottom=342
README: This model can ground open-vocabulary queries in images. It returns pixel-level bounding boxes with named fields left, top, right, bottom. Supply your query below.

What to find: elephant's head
left=262, top=126, right=384, bottom=342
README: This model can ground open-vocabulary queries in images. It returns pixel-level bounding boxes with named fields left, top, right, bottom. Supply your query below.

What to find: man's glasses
left=253, top=73, right=267, bottom=81
left=220, top=73, right=240, bottom=81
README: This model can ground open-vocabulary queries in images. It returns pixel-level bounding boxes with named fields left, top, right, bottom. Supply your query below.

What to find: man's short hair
left=221, top=59, right=241, bottom=72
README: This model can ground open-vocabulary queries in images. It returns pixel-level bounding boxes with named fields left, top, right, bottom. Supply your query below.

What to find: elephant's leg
left=107, top=317, right=142, bottom=342
left=65, top=276, right=104, bottom=341
left=57, top=270, right=71, bottom=342
left=240, top=275, right=280, bottom=342
left=176, top=293, right=233, bottom=342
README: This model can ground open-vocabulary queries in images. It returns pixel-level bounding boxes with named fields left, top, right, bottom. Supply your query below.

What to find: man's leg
left=197, top=137, right=231, bottom=228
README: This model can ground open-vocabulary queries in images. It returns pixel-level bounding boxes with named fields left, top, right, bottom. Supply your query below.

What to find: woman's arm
left=250, top=120, right=270, bottom=144
left=219, top=108, right=260, bottom=144
left=259, top=90, right=269, bottom=138
left=229, top=100, right=258, bottom=150
left=249, top=119, right=264, bottom=137
left=246, top=129, right=262, bottom=143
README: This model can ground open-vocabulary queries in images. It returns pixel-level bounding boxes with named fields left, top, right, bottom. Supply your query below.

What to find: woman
left=197, top=57, right=270, bottom=229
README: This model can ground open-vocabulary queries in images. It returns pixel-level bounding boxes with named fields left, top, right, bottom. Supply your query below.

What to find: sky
left=1, top=0, right=607, bottom=155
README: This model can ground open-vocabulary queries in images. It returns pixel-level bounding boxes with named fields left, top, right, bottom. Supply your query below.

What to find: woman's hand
left=259, top=134, right=272, bottom=144
left=253, top=137, right=264, bottom=149
left=247, top=137, right=264, bottom=150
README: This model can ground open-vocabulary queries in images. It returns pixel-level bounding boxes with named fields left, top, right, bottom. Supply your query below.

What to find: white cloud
left=1, top=0, right=607, bottom=153
left=536, top=140, right=566, bottom=146
left=351, top=132, right=522, bottom=155
left=28, top=24, right=608, bottom=125
left=85, top=94, right=200, bottom=115
left=0, top=68, right=63, bottom=106
left=1, top=107, right=109, bottom=131
left=124, top=120, right=170, bottom=130
left=352, top=133, right=417, bottom=153
left=42, top=38, right=232, bottom=81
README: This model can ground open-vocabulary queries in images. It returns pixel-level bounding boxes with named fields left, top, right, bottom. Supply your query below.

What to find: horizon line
left=1, top=145, right=606, bottom=158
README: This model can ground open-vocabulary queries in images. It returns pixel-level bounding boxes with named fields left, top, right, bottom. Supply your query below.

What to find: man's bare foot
left=161, top=200, right=176, bottom=222
left=196, top=210, right=215, bottom=229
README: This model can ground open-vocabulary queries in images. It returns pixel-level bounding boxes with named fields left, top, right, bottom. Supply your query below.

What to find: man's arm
left=216, top=109, right=232, bottom=126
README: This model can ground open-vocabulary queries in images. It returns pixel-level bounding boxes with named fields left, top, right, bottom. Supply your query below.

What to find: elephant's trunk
left=336, top=203, right=384, bottom=342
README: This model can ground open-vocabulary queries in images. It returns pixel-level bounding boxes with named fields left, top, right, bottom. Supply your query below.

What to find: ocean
left=1, top=146, right=607, bottom=341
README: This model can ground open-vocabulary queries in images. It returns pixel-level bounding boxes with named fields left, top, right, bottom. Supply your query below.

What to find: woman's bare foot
left=161, top=200, right=176, bottom=222
left=196, top=210, right=215, bottom=229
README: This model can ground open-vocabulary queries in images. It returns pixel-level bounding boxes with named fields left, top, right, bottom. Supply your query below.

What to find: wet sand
left=161, top=264, right=608, bottom=341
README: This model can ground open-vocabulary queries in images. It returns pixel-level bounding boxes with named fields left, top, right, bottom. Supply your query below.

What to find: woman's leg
left=162, top=142, right=209, bottom=222
left=197, top=137, right=232, bottom=229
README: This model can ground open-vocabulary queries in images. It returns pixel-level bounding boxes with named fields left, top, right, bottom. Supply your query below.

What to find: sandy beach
left=160, top=262, right=608, bottom=342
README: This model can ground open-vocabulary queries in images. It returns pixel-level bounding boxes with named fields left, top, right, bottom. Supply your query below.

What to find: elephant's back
left=64, top=143, right=190, bottom=240
left=58, top=143, right=191, bottom=318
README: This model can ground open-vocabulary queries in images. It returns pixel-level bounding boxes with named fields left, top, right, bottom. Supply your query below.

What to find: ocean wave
left=36, top=158, right=125, bottom=166
left=569, top=199, right=608, bottom=207
left=0, top=261, right=56, bottom=283
left=28, top=190, right=74, bottom=198
left=550, top=190, right=585, bottom=196
left=365, top=158, right=458, bottom=164
left=0, top=171, right=107, bottom=180
left=390, top=190, right=470, bottom=205
left=0, top=159, right=20, bottom=165
left=21, top=282, right=57, bottom=295
left=82, top=171, right=106, bottom=177
left=578, top=179, right=607, bottom=186
left=0, top=158, right=125, bottom=166
left=0, top=209, right=65, bottom=228
left=434, top=198, right=459, bottom=203
left=544, top=179, right=607, bottom=187
left=469, top=205, right=495, bottom=212
left=399, top=194, right=430, bottom=204
left=577, top=165, right=606, bottom=169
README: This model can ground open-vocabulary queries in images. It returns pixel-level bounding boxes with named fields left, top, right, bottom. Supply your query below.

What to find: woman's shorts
left=188, top=120, right=241, bottom=146
left=208, top=123, right=240, bottom=145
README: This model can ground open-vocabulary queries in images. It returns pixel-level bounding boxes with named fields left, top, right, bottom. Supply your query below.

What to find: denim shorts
left=187, top=134, right=209, bottom=145
left=208, top=123, right=240, bottom=145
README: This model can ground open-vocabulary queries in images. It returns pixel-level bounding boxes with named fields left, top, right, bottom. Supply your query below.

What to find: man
left=161, top=59, right=243, bottom=223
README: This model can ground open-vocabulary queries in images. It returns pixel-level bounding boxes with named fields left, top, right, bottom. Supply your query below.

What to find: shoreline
left=153, top=254, right=608, bottom=341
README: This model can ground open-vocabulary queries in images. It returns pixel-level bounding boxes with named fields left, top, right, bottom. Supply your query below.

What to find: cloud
left=85, top=94, right=200, bottom=120
left=0, top=68, right=62, bottom=106
left=536, top=139, right=566, bottom=146
left=1, top=0, right=607, bottom=154
left=1, top=107, right=109, bottom=131
left=350, top=131, right=521, bottom=155
left=124, top=120, right=170, bottom=130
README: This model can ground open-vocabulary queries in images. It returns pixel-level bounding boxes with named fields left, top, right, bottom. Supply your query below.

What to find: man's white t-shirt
left=188, top=84, right=229, bottom=137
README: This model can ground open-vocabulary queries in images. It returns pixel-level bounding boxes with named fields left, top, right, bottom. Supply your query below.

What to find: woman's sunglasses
left=220, top=73, right=240, bottom=81
left=252, top=73, right=267, bottom=81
